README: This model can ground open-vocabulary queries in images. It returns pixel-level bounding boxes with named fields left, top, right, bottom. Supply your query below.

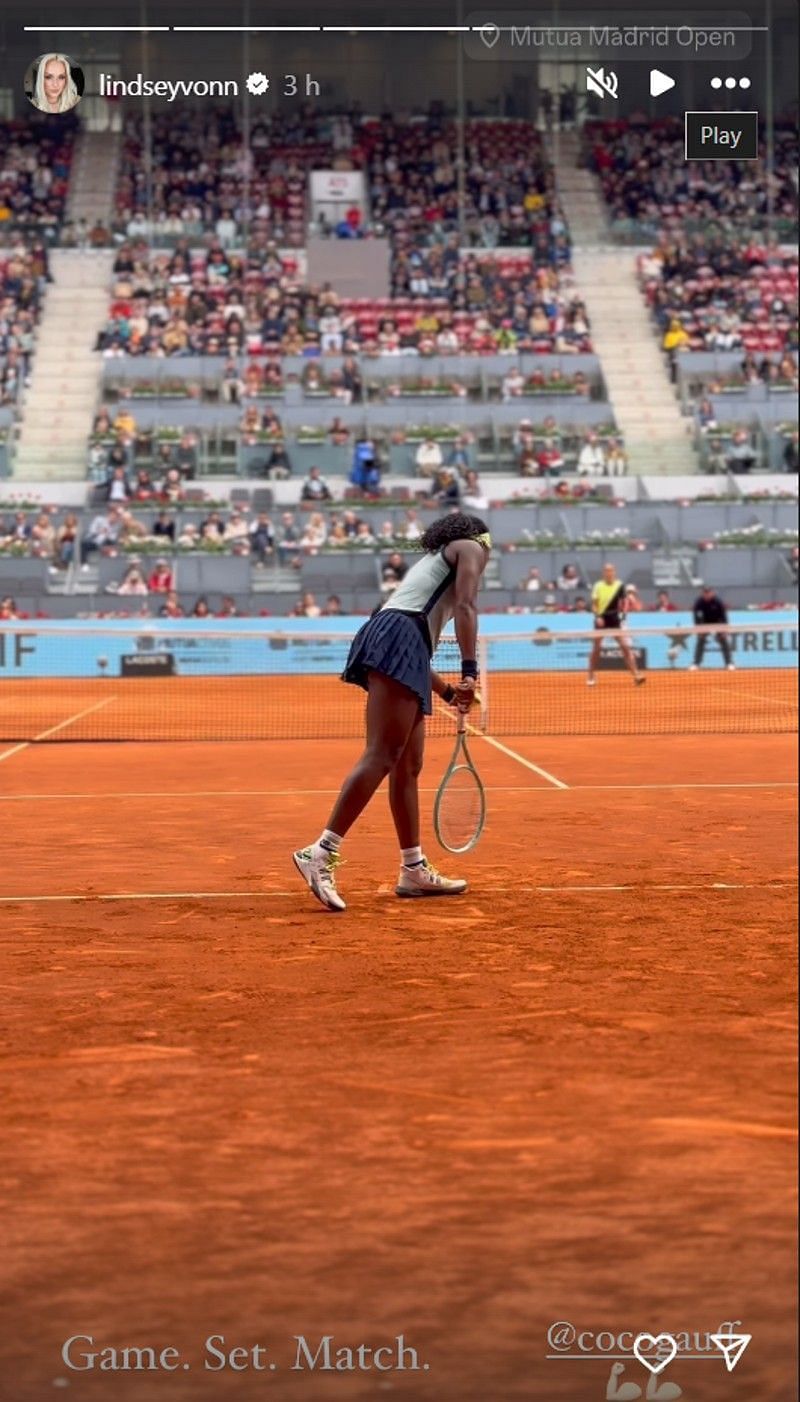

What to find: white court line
left=476, top=734, right=569, bottom=790
left=0, top=698, right=117, bottom=763
left=0, top=881, right=794, bottom=905
left=432, top=699, right=569, bottom=791
left=0, top=781, right=795, bottom=801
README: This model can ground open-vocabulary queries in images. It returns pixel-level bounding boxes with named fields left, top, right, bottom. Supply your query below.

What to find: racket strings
left=435, top=764, right=484, bottom=852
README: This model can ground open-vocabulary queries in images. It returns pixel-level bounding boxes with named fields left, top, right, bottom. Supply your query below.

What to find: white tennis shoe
left=293, top=845, right=347, bottom=912
left=396, top=859, right=467, bottom=898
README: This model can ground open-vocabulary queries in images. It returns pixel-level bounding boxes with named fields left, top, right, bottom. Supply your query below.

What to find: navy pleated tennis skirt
left=342, top=609, right=433, bottom=714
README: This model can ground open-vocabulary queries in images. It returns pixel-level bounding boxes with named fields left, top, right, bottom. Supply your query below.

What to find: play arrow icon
left=650, top=68, right=676, bottom=97
left=709, top=1333, right=752, bottom=1372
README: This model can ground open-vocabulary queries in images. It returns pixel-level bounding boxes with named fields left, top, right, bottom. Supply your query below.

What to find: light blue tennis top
left=381, top=547, right=456, bottom=651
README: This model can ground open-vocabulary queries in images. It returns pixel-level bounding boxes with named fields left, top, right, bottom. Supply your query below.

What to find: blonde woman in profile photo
left=28, top=53, right=81, bottom=114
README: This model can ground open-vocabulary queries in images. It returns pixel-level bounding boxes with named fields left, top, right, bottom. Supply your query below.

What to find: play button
left=650, top=69, right=676, bottom=97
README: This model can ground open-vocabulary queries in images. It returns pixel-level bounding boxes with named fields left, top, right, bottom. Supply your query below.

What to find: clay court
left=0, top=671, right=797, bottom=1402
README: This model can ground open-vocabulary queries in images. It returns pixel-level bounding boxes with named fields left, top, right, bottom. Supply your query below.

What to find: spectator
left=577, top=432, right=607, bottom=475
left=115, top=562, right=149, bottom=596
left=446, top=436, right=472, bottom=475
left=175, top=433, right=198, bottom=479
left=224, top=507, right=251, bottom=553
left=353, top=520, right=376, bottom=547
left=381, top=551, right=409, bottom=592
left=159, top=589, right=184, bottom=618
left=266, top=440, right=292, bottom=479
left=199, top=509, right=225, bottom=541
left=340, top=510, right=362, bottom=539
left=277, top=511, right=301, bottom=568
left=501, top=366, right=526, bottom=402
left=536, top=436, right=566, bottom=476
left=301, top=466, right=333, bottom=503
left=131, top=468, right=157, bottom=501
left=523, top=566, right=542, bottom=592
left=293, top=591, right=322, bottom=618
left=81, top=506, right=124, bottom=560
left=655, top=589, right=677, bottom=612
left=221, top=359, right=244, bottom=404
left=217, top=595, right=238, bottom=617
left=147, top=558, right=173, bottom=593
left=114, top=407, right=136, bottom=438
left=662, top=317, right=690, bottom=380
left=604, top=438, right=628, bottom=477
left=0, top=596, right=20, bottom=619
left=783, top=431, right=799, bottom=473
left=177, top=521, right=200, bottom=549
left=696, top=398, right=718, bottom=432
left=152, top=510, right=175, bottom=543
left=299, top=512, right=328, bottom=553
left=328, top=416, right=350, bottom=446
left=319, top=305, right=343, bottom=352
left=154, top=443, right=176, bottom=477
left=249, top=512, right=275, bottom=565
left=414, top=437, right=443, bottom=477
left=429, top=467, right=460, bottom=507
left=160, top=467, right=185, bottom=503
left=623, top=584, right=643, bottom=612
left=557, top=563, right=582, bottom=592
left=572, top=595, right=589, bottom=612
left=105, top=463, right=130, bottom=502
left=29, top=512, right=56, bottom=559
left=350, top=435, right=379, bottom=490
left=341, top=357, right=363, bottom=403
left=53, top=513, right=79, bottom=569
left=726, top=429, right=757, bottom=474
left=462, top=470, right=489, bottom=511
left=398, top=508, right=423, bottom=542
left=323, top=594, right=343, bottom=616
left=193, top=595, right=211, bottom=618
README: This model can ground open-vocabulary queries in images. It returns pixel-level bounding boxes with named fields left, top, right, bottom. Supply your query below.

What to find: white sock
left=402, top=845, right=423, bottom=868
left=317, top=829, right=342, bottom=855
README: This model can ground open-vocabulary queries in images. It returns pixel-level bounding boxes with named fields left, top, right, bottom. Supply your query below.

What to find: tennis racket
left=433, top=705, right=486, bottom=853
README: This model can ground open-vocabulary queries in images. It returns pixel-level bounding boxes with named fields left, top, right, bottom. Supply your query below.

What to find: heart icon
left=479, top=23, right=501, bottom=48
left=633, top=1334, right=678, bottom=1376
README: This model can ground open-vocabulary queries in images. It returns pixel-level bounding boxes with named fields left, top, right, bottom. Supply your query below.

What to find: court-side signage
left=1, top=613, right=796, bottom=677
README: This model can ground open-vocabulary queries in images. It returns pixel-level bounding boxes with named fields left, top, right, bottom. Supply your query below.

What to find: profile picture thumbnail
left=24, top=53, right=84, bottom=115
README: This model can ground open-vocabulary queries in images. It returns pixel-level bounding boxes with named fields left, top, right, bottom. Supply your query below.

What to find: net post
left=478, top=635, right=489, bottom=733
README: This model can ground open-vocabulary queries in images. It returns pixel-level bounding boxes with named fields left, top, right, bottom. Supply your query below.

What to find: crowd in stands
left=113, top=108, right=569, bottom=260
left=0, top=115, right=77, bottom=233
left=586, top=116, right=799, bottom=234
left=642, top=239, right=798, bottom=362
left=0, top=117, right=74, bottom=407
left=96, top=237, right=591, bottom=359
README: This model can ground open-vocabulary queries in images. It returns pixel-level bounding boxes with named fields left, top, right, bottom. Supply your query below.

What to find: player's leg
left=293, top=672, right=419, bottom=910
left=388, top=706, right=425, bottom=851
left=389, top=709, right=467, bottom=898
left=587, top=634, right=603, bottom=685
left=618, top=634, right=646, bottom=685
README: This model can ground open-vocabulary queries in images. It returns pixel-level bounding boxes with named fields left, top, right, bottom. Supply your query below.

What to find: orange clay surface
left=0, top=731, right=796, bottom=1402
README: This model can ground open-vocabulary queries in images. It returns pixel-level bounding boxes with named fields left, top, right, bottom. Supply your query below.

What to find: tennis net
left=0, top=620, right=796, bottom=742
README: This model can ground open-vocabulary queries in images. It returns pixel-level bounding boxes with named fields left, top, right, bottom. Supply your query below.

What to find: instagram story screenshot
left=0, top=2, right=797, bottom=1401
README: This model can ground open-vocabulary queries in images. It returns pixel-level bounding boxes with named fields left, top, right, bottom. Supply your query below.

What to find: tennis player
left=293, top=513, right=491, bottom=911
left=587, top=562, right=646, bottom=687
